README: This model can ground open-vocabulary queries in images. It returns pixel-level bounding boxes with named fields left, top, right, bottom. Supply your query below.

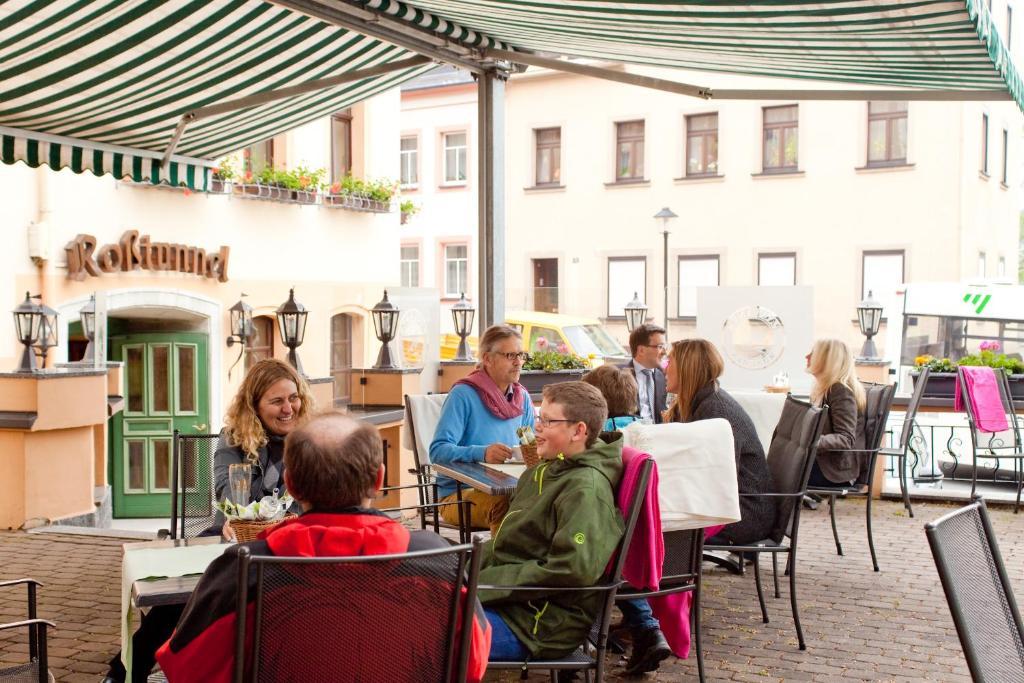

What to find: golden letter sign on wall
left=65, top=231, right=230, bottom=283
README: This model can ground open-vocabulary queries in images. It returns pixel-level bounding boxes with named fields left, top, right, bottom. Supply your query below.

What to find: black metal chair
left=166, top=430, right=219, bottom=539
left=615, top=528, right=706, bottom=682
left=485, top=458, right=653, bottom=682
left=233, top=538, right=485, bottom=683
left=808, top=382, right=896, bottom=572
left=705, top=395, right=827, bottom=650
left=958, top=367, right=1024, bottom=512
left=0, top=579, right=54, bottom=683
left=925, top=498, right=1024, bottom=681
left=881, top=366, right=930, bottom=517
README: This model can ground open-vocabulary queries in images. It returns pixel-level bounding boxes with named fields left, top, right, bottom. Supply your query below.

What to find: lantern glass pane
left=381, top=312, right=394, bottom=338
left=294, top=312, right=307, bottom=345
left=372, top=311, right=383, bottom=341
left=80, top=311, right=95, bottom=338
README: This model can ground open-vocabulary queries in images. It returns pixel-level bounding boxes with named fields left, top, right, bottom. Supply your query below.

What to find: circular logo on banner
left=721, top=305, right=786, bottom=370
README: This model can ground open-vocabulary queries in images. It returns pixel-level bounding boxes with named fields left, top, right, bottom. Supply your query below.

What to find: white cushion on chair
left=623, top=419, right=741, bottom=531
left=403, top=393, right=449, bottom=463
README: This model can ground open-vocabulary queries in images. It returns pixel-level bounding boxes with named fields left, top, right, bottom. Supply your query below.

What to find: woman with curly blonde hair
left=214, top=358, right=315, bottom=531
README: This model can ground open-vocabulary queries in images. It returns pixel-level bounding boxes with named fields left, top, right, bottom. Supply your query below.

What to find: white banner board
left=696, top=286, right=813, bottom=393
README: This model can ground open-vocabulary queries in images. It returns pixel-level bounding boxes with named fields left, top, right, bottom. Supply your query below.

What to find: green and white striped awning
left=0, top=1, right=434, bottom=189
left=1, top=1, right=1021, bottom=190
left=367, top=0, right=1022, bottom=101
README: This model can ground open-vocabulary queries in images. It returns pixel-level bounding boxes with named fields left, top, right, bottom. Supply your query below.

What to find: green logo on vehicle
left=963, top=292, right=992, bottom=314
left=573, top=533, right=586, bottom=545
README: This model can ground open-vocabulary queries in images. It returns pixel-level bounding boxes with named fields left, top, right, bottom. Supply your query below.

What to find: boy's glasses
left=496, top=352, right=530, bottom=362
left=536, top=417, right=576, bottom=428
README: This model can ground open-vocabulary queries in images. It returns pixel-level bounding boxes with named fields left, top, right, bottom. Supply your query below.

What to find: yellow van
left=440, top=310, right=630, bottom=364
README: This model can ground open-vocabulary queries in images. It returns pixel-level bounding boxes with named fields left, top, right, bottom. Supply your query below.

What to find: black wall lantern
left=371, top=290, right=400, bottom=369
left=276, top=288, right=308, bottom=375
left=624, top=291, right=648, bottom=333
left=226, top=294, right=254, bottom=379
left=79, top=294, right=96, bottom=364
left=13, top=292, right=44, bottom=373
left=856, top=290, right=884, bottom=360
left=451, top=293, right=476, bottom=361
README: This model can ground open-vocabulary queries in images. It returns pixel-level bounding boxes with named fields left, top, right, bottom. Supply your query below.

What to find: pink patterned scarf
left=453, top=369, right=527, bottom=420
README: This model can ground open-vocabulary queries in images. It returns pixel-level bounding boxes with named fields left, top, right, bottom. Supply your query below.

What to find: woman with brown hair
left=664, top=339, right=777, bottom=545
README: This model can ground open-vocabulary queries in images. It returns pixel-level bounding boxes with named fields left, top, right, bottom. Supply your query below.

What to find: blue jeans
left=485, top=608, right=530, bottom=661
left=619, top=598, right=660, bottom=632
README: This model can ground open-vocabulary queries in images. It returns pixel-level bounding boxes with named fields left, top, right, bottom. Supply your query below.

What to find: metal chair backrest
left=660, top=528, right=704, bottom=589
left=895, top=367, right=930, bottom=451
left=926, top=500, right=1024, bottom=682
left=404, top=393, right=448, bottom=506
left=234, top=538, right=484, bottom=683
left=958, top=366, right=1022, bottom=454
left=861, top=382, right=897, bottom=480
left=766, top=396, right=827, bottom=541
left=170, top=430, right=218, bottom=540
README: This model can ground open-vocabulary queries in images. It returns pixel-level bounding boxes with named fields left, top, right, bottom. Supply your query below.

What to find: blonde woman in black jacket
left=806, top=339, right=867, bottom=487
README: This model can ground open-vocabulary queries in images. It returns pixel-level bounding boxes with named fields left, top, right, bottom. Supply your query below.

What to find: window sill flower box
left=910, top=370, right=1024, bottom=401
left=518, top=369, right=588, bottom=395
left=323, top=192, right=392, bottom=213
left=208, top=178, right=232, bottom=194
left=233, top=183, right=318, bottom=204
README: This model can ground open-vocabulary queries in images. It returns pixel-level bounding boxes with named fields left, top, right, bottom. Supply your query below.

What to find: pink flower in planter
left=980, top=340, right=1002, bottom=352
left=536, top=337, right=548, bottom=350
left=556, top=343, right=569, bottom=354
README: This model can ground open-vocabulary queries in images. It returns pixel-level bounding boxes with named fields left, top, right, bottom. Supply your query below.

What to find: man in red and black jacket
left=156, top=413, right=491, bottom=682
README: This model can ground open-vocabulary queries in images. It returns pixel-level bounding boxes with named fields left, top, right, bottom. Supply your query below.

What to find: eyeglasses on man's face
left=642, top=343, right=667, bottom=351
left=535, top=416, right=576, bottom=429
left=494, top=351, right=529, bottom=362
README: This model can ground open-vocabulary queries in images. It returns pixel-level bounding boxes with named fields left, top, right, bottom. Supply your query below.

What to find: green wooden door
left=110, top=332, right=209, bottom=518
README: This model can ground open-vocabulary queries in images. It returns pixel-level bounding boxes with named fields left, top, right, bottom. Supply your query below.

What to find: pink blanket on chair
left=619, top=447, right=724, bottom=659
left=955, top=366, right=1009, bottom=433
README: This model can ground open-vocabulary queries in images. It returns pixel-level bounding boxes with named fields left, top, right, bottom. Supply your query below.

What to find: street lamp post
left=79, top=294, right=97, bottom=364
left=12, top=292, right=45, bottom=373
left=654, top=207, right=677, bottom=334
left=226, top=294, right=254, bottom=379
left=33, top=302, right=59, bottom=368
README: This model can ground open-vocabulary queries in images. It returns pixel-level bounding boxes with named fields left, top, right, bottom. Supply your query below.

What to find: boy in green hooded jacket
left=480, top=381, right=625, bottom=661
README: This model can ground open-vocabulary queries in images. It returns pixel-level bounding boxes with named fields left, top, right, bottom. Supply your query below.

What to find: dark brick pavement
left=0, top=498, right=1018, bottom=681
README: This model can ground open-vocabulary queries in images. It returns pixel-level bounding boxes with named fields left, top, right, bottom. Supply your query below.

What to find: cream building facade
left=503, top=63, right=1022, bottom=353
left=0, top=91, right=412, bottom=526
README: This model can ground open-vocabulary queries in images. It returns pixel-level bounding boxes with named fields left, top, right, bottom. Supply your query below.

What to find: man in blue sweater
left=430, top=324, right=536, bottom=528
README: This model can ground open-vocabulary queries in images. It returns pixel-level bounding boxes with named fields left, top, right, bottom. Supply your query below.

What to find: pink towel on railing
left=618, top=448, right=724, bottom=659
left=955, top=366, right=1009, bottom=433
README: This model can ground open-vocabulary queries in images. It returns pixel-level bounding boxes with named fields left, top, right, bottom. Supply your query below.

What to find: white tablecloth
left=623, top=419, right=741, bottom=531
left=730, top=390, right=787, bottom=453
left=121, top=540, right=230, bottom=678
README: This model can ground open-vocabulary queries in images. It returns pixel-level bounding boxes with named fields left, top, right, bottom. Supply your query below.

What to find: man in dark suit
left=622, top=324, right=668, bottom=424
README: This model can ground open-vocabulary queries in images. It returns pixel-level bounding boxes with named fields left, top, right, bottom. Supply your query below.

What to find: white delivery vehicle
left=884, top=282, right=1024, bottom=395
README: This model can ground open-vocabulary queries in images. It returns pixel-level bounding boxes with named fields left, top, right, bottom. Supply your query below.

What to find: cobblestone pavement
left=0, top=498, right=1018, bottom=682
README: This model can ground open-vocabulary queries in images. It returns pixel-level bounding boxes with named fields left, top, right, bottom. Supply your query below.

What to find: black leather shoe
left=625, top=627, right=672, bottom=675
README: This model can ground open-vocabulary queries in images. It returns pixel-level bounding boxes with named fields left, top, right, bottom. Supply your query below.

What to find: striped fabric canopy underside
left=0, top=0, right=435, bottom=188
left=381, top=0, right=1020, bottom=98
left=0, top=1, right=1020, bottom=189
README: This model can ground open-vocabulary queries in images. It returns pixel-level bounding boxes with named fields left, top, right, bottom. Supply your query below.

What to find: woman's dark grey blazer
left=212, top=431, right=285, bottom=503
left=688, top=382, right=777, bottom=545
left=815, top=383, right=866, bottom=484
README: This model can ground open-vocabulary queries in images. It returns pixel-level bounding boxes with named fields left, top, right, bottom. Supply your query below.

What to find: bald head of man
left=283, top=412, right=385, bottom=511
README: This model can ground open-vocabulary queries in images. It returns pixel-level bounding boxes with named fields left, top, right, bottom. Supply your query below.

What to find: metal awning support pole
left=486, top=48, right=712, bottom=99
left=160, top=55, right=432, bottom=166
left=477, top=71, right=506, bottom=333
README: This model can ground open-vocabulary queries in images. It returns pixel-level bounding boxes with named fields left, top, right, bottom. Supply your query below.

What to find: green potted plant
left=400, top=199, right=419, bottom=224
left=324, top=175, right=397, bottom=213
left=912, top=341, right=1024, bottom=399
left=210, top=157, right=236, bottom=194
left=518, top=338, right=592, bottom=394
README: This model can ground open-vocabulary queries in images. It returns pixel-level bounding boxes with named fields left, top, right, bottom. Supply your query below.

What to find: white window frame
left=978, top=252, right=987, bottom=278
left=607, top=257, right=647, bottom=318
left=443, top=243, right=469, bottom=298
left=862, top=250, right=905, bottom=321
left=442, top=131, right=468, bottom=185
left=400, top=244, right=420, bottom=288
left=677, top=255, right=720, bottom=318
left=400, top=135, right=419, bottom=188
left=758, top=252, right=797, bottom=286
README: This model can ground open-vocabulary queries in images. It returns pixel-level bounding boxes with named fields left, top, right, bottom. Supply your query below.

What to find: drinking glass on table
left=228, top=463, right=252, bottom=505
